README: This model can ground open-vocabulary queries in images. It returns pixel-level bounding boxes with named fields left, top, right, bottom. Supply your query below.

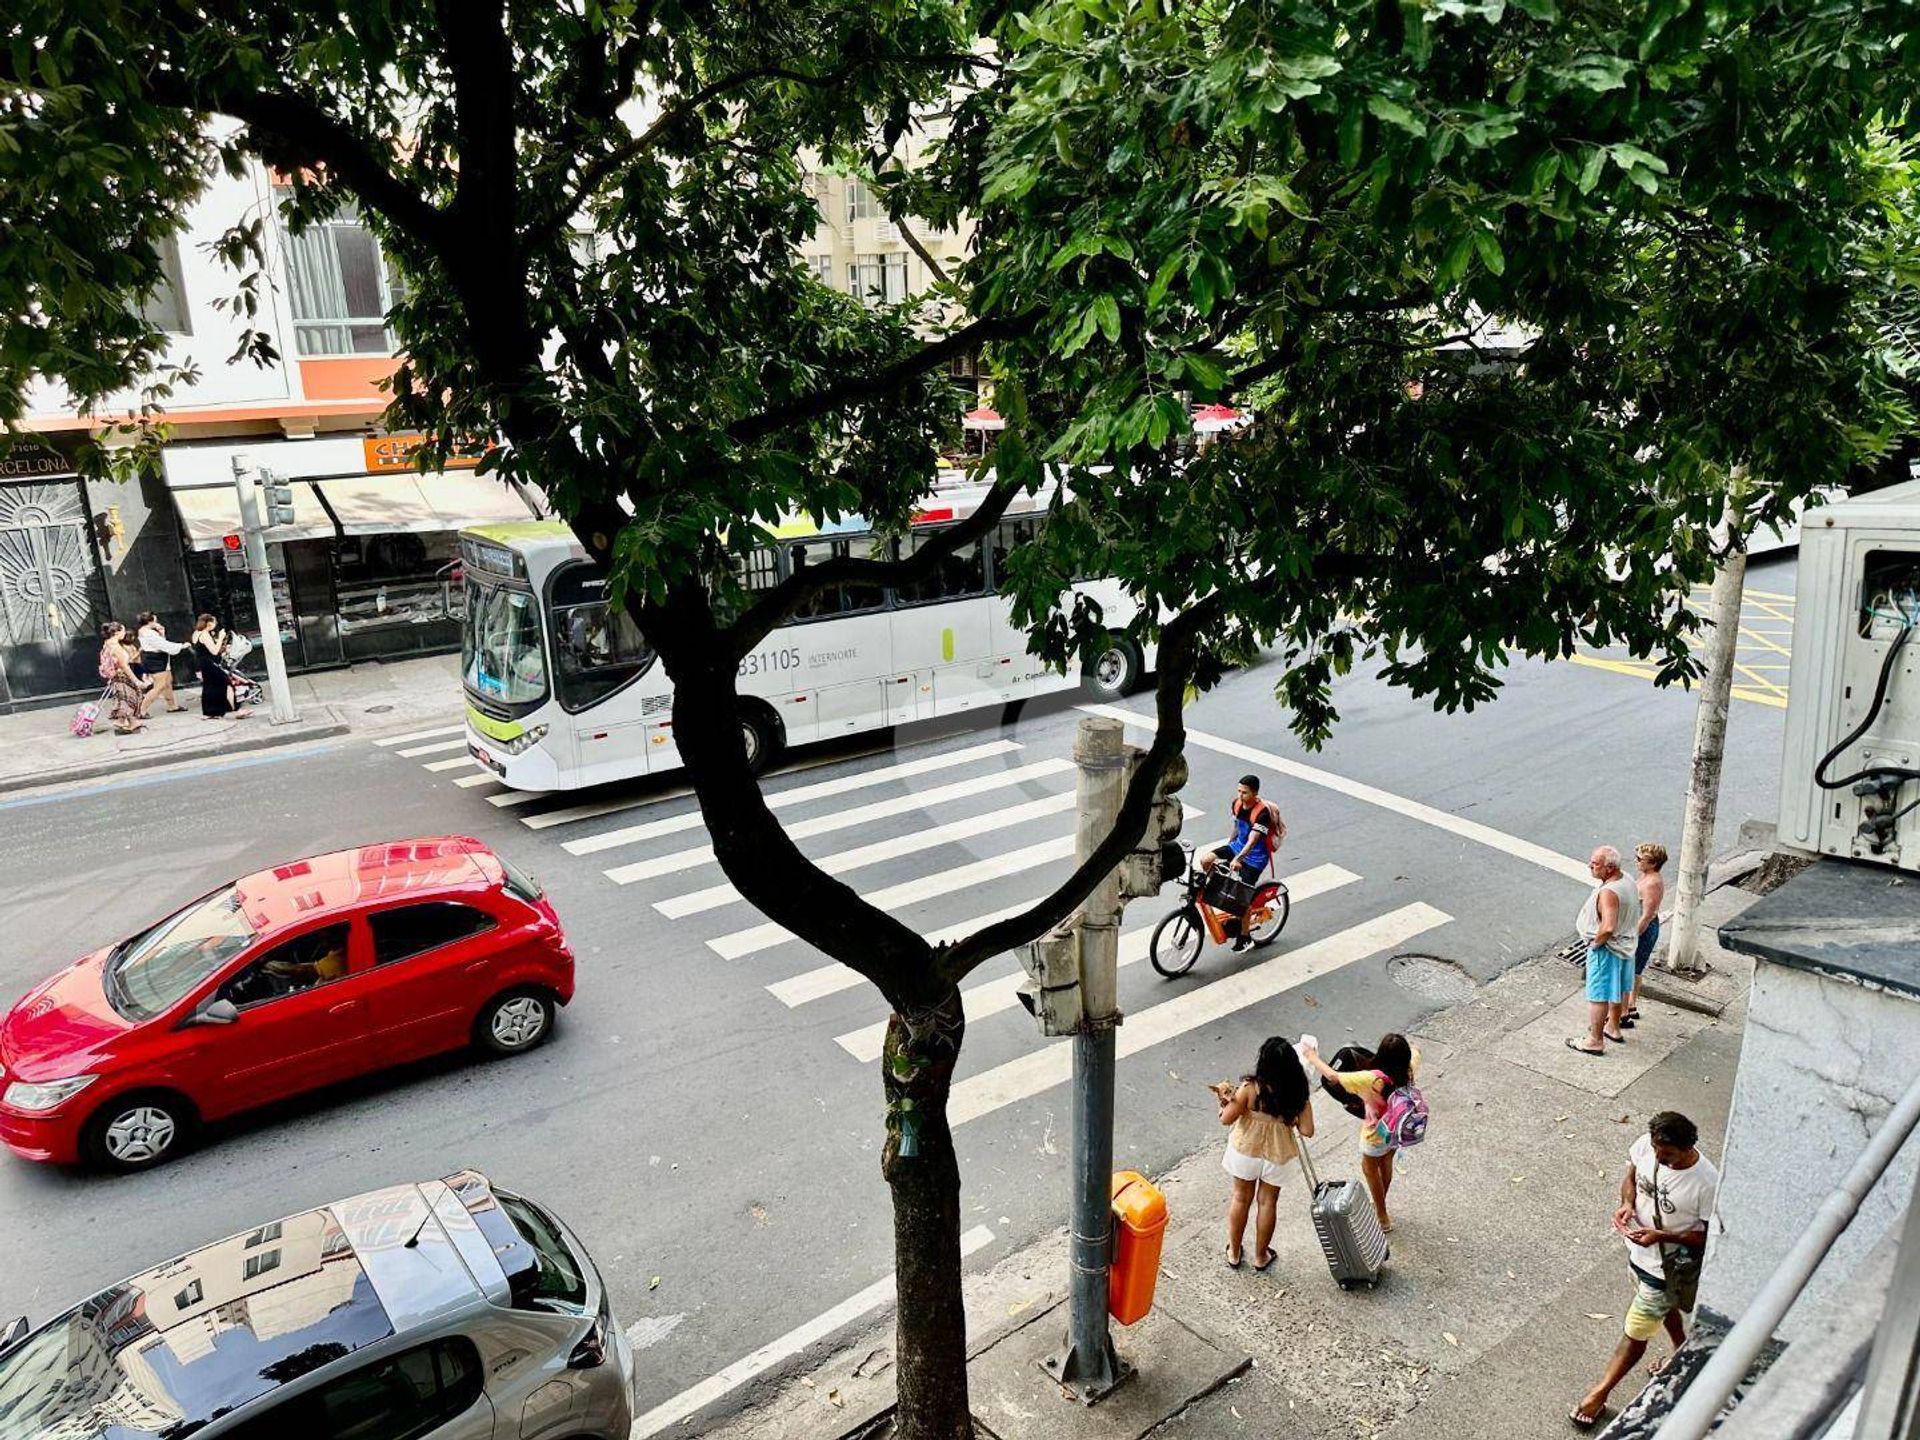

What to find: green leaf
left=1092, top=293, right=1122, bottom=343
left=1366, top=95, right=1427, bottom=137
left=1574, top=146, right=1607, bottom=193
left=1182, top=350, right=1229, bottom=389
left=1338, top=104, right=1365, bottom=167
left=1472, top=229, right=1506, bottom=275
left=1146, top=250, right=1185, bottom=309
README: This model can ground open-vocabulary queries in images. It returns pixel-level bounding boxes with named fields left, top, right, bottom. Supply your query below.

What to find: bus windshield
left=463, top=579, right=548, bottom=706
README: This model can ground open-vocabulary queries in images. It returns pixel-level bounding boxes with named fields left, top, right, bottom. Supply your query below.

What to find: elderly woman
left=97, top=622, right=147, bottom=734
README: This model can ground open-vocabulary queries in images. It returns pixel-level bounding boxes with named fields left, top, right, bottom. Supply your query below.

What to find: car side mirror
left=0, top=1315, right=28, bottom=1354
left=187, top=998, right=239, bottom=1027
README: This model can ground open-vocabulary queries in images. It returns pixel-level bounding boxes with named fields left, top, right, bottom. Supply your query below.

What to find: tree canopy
left=4, top=2, right=1917, bottom=1433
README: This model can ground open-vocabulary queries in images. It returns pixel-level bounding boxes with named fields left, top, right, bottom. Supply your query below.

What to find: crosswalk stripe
left=523, top=784, right=696, bottom=829
left=374, top=724, right=466, bottom=747
left=453, top=772, right=498, bottom=789
left=832, top=863, right=1362, bottom=1061
left=650, top=793, right=1078, bottom=915
left=709, top=836, right=1077, bottom=960
left=424, top=755, right=479, bottom=773
left=397, top=738, right=470, bottom=758
left=579, top=758, right=1072, bottom=867
left=487, top=789, right=546, bottom=807
left=946, top=901, right=1452, bottom=1127
left=767, top=900, right=1038, bottom=1008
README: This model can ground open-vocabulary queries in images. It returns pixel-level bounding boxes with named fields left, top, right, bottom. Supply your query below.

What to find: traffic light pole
left=231, top=456, right=298, bottom=724
left=1045, top=715, right=1129, bottom=1402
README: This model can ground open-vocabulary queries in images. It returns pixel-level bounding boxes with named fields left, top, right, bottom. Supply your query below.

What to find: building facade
left=4, top=158, right=542, bottom=711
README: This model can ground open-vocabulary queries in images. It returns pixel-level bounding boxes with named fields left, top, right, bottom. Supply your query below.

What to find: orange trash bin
left=1108, top=1171, right=1168, bottom=1325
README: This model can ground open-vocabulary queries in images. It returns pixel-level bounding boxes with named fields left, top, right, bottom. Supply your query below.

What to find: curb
left=0, top=718, right=352, bottom=795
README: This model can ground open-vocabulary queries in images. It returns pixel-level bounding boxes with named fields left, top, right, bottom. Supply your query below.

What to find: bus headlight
left=497, top=724, right=549, bottom=756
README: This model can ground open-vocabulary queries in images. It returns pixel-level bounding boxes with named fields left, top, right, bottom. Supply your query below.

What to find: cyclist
left=1198, top=774, right=1286, bottom=950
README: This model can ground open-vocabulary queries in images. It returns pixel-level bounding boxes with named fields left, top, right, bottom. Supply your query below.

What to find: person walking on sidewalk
left=192, top=615, right=250, bottom=721
left=136, top=612, right=188, bottom=715
left=97, top=623, right=147, bottom=735
left=1305, top=1032, right=1420, bottom=1234
left=1570, top=1111, right=1719, bottom=1429
left=1214, top=1035, right=1317, bottom=1270
left=1568, top=846, right=1641, bottom=1056
left=1622, top=843, right=1668, bottom=1029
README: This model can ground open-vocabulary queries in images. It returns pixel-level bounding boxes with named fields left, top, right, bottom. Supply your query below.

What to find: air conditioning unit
left=1777, top=479, right=1920, bottom=872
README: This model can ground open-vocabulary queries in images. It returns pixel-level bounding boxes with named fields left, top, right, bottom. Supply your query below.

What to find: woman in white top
left=136, top=612, right=188, bottom=714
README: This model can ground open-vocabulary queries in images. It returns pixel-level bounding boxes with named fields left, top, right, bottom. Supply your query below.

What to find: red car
left=0, top=836, right=574, bottom=1172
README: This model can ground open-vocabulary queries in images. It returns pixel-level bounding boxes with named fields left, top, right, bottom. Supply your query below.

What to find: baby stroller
left=210, top=632, right=265, bottom=709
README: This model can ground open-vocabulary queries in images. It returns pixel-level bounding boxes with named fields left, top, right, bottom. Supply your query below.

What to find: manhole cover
left=366, top=703, right=395, bottom=714
left=1386, top=952, right=1476, bottom=1003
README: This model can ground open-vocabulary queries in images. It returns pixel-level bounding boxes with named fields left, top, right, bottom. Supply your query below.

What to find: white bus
left=458, top=480, right=1150, bottom=791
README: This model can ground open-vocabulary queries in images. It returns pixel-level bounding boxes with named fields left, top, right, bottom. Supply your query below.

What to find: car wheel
left=739, top=705, right=782, bottom=777
left=476, top=988, right=556, bottom=1056
left=83, top=1092, right=193, bottom=1172
left=1082, top=642, right=1140, bottom=701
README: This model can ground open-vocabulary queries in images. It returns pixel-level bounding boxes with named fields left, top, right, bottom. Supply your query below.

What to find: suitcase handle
left=1293, top=1121, right=1320, bottom=1193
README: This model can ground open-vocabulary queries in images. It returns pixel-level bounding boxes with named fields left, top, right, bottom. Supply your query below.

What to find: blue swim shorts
left=1586, top=945, right=1633, bottom=1004
left=1634, top=917, right=1662, bottom=975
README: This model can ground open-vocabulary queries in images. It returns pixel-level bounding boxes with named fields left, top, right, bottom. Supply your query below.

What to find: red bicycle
left=1149, top=845, right=1290, bottom=977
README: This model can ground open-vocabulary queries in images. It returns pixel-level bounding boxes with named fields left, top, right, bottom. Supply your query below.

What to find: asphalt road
left=0, top=552, right=1796, bottom=1428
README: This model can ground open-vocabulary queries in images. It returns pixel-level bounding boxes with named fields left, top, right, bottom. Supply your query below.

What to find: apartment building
left=3, top=159, right=541, bottom=711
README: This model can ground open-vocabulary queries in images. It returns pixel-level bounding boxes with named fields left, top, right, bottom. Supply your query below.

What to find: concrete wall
left=1701, top=959, right=1920, bottom=1338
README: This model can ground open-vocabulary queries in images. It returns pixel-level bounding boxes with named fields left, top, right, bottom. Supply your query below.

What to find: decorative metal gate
left=0, top=480, right=107, bottom=702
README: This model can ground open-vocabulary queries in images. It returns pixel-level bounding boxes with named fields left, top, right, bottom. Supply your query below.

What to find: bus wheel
left=740, top=705, right=782, bottom=776
left=1084, top=642, right=1140, bottom=701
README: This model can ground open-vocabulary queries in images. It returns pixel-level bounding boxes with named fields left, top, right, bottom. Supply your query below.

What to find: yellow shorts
left=1624, top=1269, right=1676, bottom=1341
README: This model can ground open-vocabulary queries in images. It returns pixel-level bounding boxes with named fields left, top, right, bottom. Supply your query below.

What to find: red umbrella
left=1191, top=403, right=1248, bottom=433
left=961, top=406, right=1006, bottom=431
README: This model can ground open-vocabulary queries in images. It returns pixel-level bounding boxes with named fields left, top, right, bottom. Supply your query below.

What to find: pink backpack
left=1376, top=1071, right=1430, bottom=1147
left=72, top=696, right=104, bottom=737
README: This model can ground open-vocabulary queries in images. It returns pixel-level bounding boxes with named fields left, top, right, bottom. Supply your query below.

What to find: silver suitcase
left=1298, top=1134, right=1389, bottom=1288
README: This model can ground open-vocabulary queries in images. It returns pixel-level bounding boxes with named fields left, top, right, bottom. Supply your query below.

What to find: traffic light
left=1016, top=925, right=1083, bottom=1036
left=222, top=533, right=246, bottom=572
left=1118, top=746, right=1189, bottom=899
left=263, top=479, right=296, bottom=527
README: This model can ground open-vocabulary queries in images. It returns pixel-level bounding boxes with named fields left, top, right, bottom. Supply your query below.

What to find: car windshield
left=106, top=886, right=255, bottom=1022
left=463, top=578, right=547, bottom=706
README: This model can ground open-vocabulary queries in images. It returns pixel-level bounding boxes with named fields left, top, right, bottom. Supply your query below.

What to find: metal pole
left=1658, top=1071, right=1920, bottom=1440
left=1666, top=520, right=1747, bottom=977
left=232, top=456, right=297, bottom=724
left=1045, top=715, right=1130, bottom=1402
left=1853, top=1161, right=1920, bottom=1440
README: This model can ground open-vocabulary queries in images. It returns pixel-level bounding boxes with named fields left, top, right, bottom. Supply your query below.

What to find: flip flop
left=1570, top=1405, right=1603, bottom=1429
left=1649, top=1353, right=1677, bottom=1377
left=1253, top=1248, right=1277, bottom=1271
left=1565, top=1039, right=1606, bottom=1056
left=1225, top=1244, right=1244, bottom=1270
left=1604, top=1030, right=1626, bottom=1044
left=1620, top=1017, right=1637, bottom=1029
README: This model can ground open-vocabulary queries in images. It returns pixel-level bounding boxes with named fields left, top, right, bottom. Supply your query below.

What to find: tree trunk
left=1665, top=543, right=1748, bottom=976
left=882, top=989, right=974, bottom=1440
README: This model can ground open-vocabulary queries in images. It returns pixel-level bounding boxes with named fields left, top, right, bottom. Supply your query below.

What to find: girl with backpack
left=1305, top=1032, right=1425, bottom=1234
left=1213, top=1035, right=1317, bottom=1270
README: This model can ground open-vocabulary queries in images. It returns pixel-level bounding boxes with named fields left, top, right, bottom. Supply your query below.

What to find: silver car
left=0, top=1169, right=635, bottom=1440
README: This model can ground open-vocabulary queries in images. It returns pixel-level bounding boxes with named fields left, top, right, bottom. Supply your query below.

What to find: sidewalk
left=0, top=654, right=465, bottom=795
left=696, top=884, right=1759, bottom=1440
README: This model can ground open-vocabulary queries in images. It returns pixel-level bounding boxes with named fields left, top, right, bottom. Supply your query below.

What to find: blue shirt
left=1226, top=797, right=1276, bottom=872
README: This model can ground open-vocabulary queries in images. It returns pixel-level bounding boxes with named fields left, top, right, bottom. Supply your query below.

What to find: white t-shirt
left=1625, top=1133, right=1718, bottom=1279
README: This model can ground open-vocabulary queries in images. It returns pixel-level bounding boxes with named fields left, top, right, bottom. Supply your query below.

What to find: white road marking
left=832, top=862, right=1362, bottom=1061
left=624, top=1313, right=687, bottom=1352
left=423, top=755, right=479, bottom=773
left=649, top=792, right=1078, bottom=914
left=630, top=1226, right=996, bottom=1439
left=1079, top=703, right=1592, bottom=885
left=946, top=901, right=1452, bottom=1126
left=767, top=898, right=1038, bottom=1008
left=582, top=757, right=1072, bottom=869
left=486, top=788, right=546, bottom=807
left=374, top=724, right=466, bottom=747
left=452, top=771, right=498, bottom=789
left=551, top=738, right=1025, bottom=845
left=396, top=737, right=470, bottom=758
left=708, top=835, right=1077, bottom=960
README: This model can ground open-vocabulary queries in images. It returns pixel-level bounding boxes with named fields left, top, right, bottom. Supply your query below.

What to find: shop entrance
left=0, top=478, right=109, bottom=704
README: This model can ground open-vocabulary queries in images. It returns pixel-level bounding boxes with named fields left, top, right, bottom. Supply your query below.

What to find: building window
left=173, top=1279, right=204, bottom=1311
left=281, top=201, right=406, bottom=356
left=846, top=179, right=877, bottom=223
left=243, top=1249, right=282, bottom=1281
left=849, top=253, right=909, bottom=305
left=141, top=235, right=192, bottom=335
left=245, top=1222, right=283, bottom=1249
left=806, top=254, right=835, bottom=289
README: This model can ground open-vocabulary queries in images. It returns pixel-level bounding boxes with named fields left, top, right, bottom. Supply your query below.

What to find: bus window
left=990, top=517, right=1040, bottom=589
left=788, top=537, right=887, bottom=620
left=894, top=529, right=987, bottom=606
left=463, top=582, right=547, bottom=706
left=554, top=602, right=654, bottom=709
left=735, top=546, right=781, bottom=591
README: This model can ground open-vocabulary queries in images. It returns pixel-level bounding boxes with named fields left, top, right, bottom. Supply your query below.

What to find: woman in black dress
left=191, top=614, right=250, bottom=720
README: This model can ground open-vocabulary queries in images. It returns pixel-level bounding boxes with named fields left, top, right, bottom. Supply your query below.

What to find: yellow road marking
left=1744, top=587, right=1798, bottom=603
left=1565, top=654, right=1787, bottom=709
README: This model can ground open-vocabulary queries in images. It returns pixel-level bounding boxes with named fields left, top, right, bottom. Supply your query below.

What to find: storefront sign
left=362, top=433, right=489, bottom=473
left=0, top=442, right=72, bottom=481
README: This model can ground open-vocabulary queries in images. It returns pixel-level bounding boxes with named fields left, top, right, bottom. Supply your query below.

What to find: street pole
left=232, top=455, right=298, bottom=725
left=1664, top=530, right=1747, bottom=977
left=1044, top=714, right=1129, bottom=1402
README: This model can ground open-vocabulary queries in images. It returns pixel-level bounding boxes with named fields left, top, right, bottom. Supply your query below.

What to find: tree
left=3, top=3, right=1914, bottom=1433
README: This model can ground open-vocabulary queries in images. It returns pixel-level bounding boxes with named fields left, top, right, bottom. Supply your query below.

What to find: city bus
left=457, top=478, right=1151, bottom=791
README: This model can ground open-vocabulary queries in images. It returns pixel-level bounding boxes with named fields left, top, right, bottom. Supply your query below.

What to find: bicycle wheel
left=1150, top=906, right=1205, bottom=977
left=1245, top=883, right=1291, bottom=948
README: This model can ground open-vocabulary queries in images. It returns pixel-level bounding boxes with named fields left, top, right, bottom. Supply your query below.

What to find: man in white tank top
left=1568, top=846, right=1642, bottom=1056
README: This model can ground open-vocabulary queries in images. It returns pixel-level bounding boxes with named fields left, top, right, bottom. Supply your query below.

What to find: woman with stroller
left=1215, top=1035, right=1316, bottom=1270
left=191, top=614, right=251, bottom=720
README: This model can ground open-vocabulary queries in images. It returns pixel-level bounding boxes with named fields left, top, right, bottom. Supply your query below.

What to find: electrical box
left=1777, top=479, right=1920, bottom=872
